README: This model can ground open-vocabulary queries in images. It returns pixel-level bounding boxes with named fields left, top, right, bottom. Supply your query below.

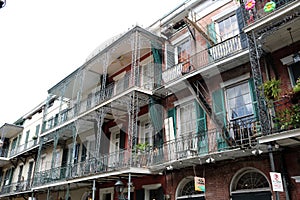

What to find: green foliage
left=293, top=78, right=300, bottom=93
left=133, top=143, right=150, bottom=152
left=262, top=78, right=281, bottom=101
left=275, top=104, right=300, bottom=130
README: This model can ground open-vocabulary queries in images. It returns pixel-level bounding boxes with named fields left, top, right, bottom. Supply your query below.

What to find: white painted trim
left=171, top=32, right=190, bottom=46
left=258, top=129, right=300, bottom=144
left=212, top=5, right=238, bottom=21
left=174, top=96, right=194, bottom=107
left=99, top=187, right=114, bottom=200
left=142, top=183, right=162, bottom=190
left=220, top=73, right=250, bottom=88
left=142, top=183, right=162, bottom=200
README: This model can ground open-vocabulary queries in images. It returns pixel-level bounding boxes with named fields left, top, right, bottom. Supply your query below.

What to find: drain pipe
left=268, top=144, right=280, bottom=200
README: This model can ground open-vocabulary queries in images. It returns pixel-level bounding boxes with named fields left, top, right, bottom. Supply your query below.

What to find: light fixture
left=114, top=179, right=125, bottom=194
left=205, top=157, right=215, bottom=163
left=166, top=165, right=173, bottom=171
left=0, top=0, right=6, bottom=9
left=287, top=27, right=300, bottom=64
left=251, top=149, right=263, bottom=155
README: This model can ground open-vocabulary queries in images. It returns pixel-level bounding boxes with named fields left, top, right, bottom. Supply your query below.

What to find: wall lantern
left=114, top=179, right=125, bottom=200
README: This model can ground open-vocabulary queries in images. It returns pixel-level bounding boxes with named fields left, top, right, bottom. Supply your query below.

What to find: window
left=177, top=39, right=191, bottom=64
left=139, top=121, right=153, bottom=147
left=216, top=14, right=239, bottom=41
left=40, top=156, right=47, bottom=171
left=179, top=101, right=197, bottom=136
left=288, top=62, right=300, bottom=86
left=226, top=82, right=254, bottom=120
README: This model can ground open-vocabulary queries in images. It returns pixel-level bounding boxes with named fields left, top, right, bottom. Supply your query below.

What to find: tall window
left=179, top=101, right=197, bottom=136
left=216, top=14, right=239, bottom=41
left=226, top=82, right=253, bottom=120
left=139, top=121, right=153, bottom=146
left=177, top=39, right=190, bottom=63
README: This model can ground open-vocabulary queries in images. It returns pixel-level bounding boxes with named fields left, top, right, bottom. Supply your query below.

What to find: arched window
left=230, top=168, right=271, bottom=200
left=176, top=176, right=205, bottom=200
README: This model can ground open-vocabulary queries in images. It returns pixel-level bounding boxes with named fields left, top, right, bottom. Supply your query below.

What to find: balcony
left=9, top=139, right=38, bottom=157
left=149, top=116, right=260, bottom=168
left=257, top=92, right=300, bottom=146
left=243, top=0, right=298, bottom=26
left=0, top=179, right=32, bottom=196
left=33, top=149, right=134, bottom=187
left=162, top=34, right=247, bottom=84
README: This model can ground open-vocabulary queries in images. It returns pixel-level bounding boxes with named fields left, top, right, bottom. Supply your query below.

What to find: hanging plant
left=245, top=0, right=256, bottom=10
left=264, top=1, right=276, bottom=13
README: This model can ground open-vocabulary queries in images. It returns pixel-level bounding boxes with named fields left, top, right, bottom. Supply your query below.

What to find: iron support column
left=247, top=30, right=271, bottom=135
left=268, top=144, right=280, bottom=200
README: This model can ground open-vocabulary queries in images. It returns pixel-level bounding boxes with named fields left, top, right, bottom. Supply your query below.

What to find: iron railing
left=0, top=179, right=32, bottom=195
left=243, top=0, right=297, bottom=26
left=151, top=116, right=259, bottom=165
left=9, top=139, right=38, bottom=157
left=42, top=62, right=161, bottom=133
left=162, top=34, right=246, bottom=84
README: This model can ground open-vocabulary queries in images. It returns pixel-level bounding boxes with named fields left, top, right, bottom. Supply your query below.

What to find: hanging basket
left=264, top=1, right=276, bottom=13
left=245, top=0, right=256, bottom=10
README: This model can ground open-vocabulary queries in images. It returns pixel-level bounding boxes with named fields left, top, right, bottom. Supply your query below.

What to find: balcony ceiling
left=261, top=17, right=300, bottom=53
left=0, top=123, right=23, bottom=139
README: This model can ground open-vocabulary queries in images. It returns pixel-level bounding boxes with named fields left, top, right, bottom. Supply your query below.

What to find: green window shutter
left=207, top=22, right=216, bottom=47
left=167, top=108, right=176, bottom=137
left=248, top=78, right=258, bottom=119
left=212, top=89, right=226, bottom=125
left=195, top=101, right=208, bottom=155
left=212, top=89, right=228, bottom=150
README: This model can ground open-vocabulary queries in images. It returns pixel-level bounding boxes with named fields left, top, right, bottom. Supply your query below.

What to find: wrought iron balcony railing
left=162, top=34, right=247, bottom=84
left=150, top=116, right=260, bottom=166
left=0, top=179, right=32, bottom=195
left=33, top=149, right=132, bottom=187
left=243, top=0, right=297, bottom=26
left=9, top=139, right=38, bottom=157
left=42, top=64, right=161, bottom=133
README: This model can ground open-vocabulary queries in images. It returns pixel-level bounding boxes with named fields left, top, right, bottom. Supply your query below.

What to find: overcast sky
left=0, top=0, right=185, bottom=126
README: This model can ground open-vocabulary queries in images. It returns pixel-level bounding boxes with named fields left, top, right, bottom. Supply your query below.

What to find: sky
left=0, top=0, right=186, bottom=126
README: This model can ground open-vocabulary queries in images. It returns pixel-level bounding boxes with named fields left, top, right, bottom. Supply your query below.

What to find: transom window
left=216, top=14, right=239, bottom=41
left=226, top=82, right=253, bottom=120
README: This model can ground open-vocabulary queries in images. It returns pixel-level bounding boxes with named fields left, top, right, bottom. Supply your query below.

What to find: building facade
left=0, top=0, right=300, bottom=200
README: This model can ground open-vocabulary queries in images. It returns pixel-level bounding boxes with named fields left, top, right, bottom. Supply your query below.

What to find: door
left=109, top=130, right=120, bottom=167
left=27, top=161, right=34, bottom=189
left=232, top=191, right=272, bottom=200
